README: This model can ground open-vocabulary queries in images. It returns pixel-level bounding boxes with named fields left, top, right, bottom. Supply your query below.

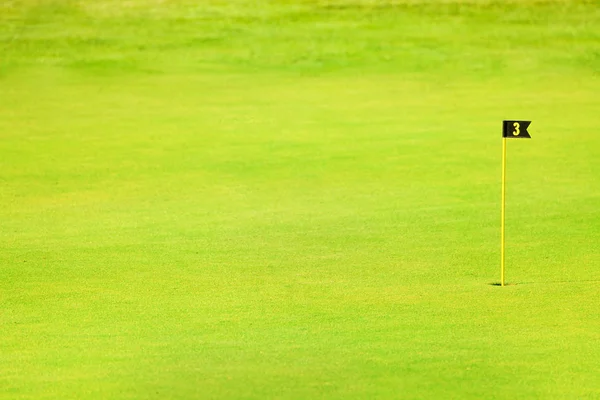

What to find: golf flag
left=503, top=120, right=531, bottom=138
left=499, top=119, right=532, bottom=286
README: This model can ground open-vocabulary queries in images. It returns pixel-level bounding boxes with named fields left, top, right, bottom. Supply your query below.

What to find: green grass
left=1, top=1, right=599, bottom=399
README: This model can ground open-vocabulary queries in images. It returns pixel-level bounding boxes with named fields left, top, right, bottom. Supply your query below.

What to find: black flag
left=503, top=120, right=531, bottom=138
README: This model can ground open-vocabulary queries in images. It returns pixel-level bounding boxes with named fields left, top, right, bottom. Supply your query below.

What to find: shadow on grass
left=489, top=280, right=600, bottom=286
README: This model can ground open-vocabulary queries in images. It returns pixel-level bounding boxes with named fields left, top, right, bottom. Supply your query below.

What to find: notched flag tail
left=503, top=120, right=532, bottom=138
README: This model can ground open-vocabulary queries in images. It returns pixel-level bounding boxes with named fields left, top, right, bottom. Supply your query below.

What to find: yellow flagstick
left=500, top=138, right=507, bottom=287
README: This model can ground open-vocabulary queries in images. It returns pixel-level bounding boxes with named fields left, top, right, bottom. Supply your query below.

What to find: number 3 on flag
left=503, top=120, right=531, bottom=139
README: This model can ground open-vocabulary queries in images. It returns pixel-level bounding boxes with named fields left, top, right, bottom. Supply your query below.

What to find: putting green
left=1, top=1, right=599, bottom=399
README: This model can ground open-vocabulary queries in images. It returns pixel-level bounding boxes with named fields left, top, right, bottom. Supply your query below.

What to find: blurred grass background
left=1, top=0, right=598, bottom=76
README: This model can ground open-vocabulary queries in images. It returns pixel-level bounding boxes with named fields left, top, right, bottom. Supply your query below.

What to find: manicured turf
left=1, top=1, right=599, bottom=399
